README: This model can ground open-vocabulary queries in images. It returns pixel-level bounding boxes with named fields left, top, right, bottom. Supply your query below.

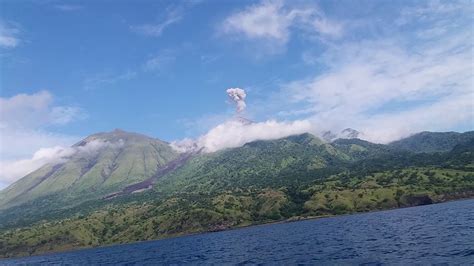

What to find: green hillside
left=156, top=133, right=350, bottom=194
left=388, top=131, right=474, bottom=153
left=0, top=130, right=473, bottom=258
left=0, top=129, right=178, bottom=210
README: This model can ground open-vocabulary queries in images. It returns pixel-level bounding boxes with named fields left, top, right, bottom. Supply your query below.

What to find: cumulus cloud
left=172, top=119, right=313, bottom=153
left=359, top=94, right=473, bottom=143
left=220, top=0, right=343, bottom=53
left=279, top=39, right=472, bottom=142
left=287, top=42, right=470, bottom=111
left=0, top=146, right=75, bottom=184
left=222, top=1, right=291, bottom=43
left=0, top=91, right=86, bottom=129
left=0, top=129, right=79, bottom=162
left=215, top=1, right=472, bottom=144
left=275, top=2, right=473, bottom=143
left=0, top=91, right=86, bottom=188
left=0, top=139, right=124, bottom=186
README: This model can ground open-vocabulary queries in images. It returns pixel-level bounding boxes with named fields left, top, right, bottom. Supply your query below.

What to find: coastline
left=2, top=195, right=473, bottom=260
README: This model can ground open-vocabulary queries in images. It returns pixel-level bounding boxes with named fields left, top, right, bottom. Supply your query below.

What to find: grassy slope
left=0, top=133, right=473, bottom=258
left=0, top=130, right=178, bottom=210
left=0, top=166, right=472, bottom=258
left=388, top=131, right=474, bottom=153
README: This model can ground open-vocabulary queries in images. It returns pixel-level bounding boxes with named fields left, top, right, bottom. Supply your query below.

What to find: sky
left=0, top=0, right=473, bottom=189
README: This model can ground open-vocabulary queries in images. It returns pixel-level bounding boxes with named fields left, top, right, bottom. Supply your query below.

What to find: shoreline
left=2, top=196, right=473, bottom=260
left=208, top=194, right=474, bottom=233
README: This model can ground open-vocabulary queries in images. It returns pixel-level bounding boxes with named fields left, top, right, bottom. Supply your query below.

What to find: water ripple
left=2, top=199, right=473, bottom=265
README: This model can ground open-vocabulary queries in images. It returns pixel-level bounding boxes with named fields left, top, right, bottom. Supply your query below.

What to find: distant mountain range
left=0, top=129, right=473, bottom=258
left=388, top=131, right=474, bottom=153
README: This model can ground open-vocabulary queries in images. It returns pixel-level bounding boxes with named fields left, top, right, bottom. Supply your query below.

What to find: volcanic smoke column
left=226, top=88, right=246, bottom=113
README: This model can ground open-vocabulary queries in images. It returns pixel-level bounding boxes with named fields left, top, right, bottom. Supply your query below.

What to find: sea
left=2, top=199, right=473, bottom=265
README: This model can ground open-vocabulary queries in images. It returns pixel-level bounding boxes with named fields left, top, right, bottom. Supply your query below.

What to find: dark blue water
left=2, top=199, right=474, bottom=265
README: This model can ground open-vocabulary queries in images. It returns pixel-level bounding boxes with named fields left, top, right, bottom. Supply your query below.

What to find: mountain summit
left=321, top=128, right=363, bottom=142
left=340, top=128, right=362, bottom=139
left=0, top=130, right=179, bottom=209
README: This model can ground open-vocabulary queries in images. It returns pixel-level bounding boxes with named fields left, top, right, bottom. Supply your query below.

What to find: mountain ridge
left=2, top=130, right=473, bottom=208
left=0, top=129, right=179, bottom=210
left=388, top=131, right=474, bottom=153
left=0, top=129, right=473, bottom=258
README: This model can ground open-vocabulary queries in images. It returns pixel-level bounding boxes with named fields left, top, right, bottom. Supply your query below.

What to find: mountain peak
left=340, top=128, right=361, bottom=139
left=1, top=129, right=179, bottom=209
left=285, top=133, right=323, bottom=146
left=321, top=130, right=338, bottom=142
left=320, top=128, right=363, bottom=142
left=76, top=129, right=163, bottom=147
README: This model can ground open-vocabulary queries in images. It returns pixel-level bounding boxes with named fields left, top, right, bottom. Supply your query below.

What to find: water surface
left=2, top=199, right=474, bottom=265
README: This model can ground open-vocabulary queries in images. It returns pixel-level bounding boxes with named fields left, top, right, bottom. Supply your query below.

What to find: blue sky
left=0, top=0, right=473, bottom=188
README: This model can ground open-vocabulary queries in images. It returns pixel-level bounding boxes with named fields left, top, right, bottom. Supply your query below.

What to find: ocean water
left=2, top=199, right=474, bottom=265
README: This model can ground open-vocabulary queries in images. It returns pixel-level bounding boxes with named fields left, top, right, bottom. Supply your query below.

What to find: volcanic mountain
left=0, top=129, right=473, bottom=257
left=0, top=129, right=179, bottom=209
left=2, top=129, right=473, bottom=211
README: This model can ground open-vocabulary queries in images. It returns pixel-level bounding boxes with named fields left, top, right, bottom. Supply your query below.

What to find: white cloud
left=0, top=129, right=79, bottom=161
left=289, top=42, right=470, bottom=111
left=0, top=21, right=20, bottom=48
left=0, top=91, right=85, bottom=129
left=172, top=119, right=313, bottom=153
left=228, top=1, right=472, bottom=143
left=0, top=139, right=124, bottom=184
left=220, top=0, right=343, bottom=53
left=0, top=146, right=75, bottom=184
left=277, top=18, right=472, bottom=143
left=310, top=17, right=343, bottom=39
left=178, top=1, right=472, bottom=150
left=359, top=94, right=473, bottom=143
left=170, top=138, right=197, bottom=153
left=0, top=91, right=86, bottom=188
left=396, top=0, right=471, bottom=25
left=172, top=1, right=473, bottom=152
left=222, top=1, right=291, bottom=43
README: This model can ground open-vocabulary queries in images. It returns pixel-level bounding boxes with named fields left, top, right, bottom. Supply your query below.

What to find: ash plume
left=170, top=88, right=315, bottom=153
left=226, top=88, right=246, bottom=113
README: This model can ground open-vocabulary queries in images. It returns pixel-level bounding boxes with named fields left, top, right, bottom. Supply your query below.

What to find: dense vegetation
left=388, top=131, right=474, bottom=153
left=0, top=131, right=473, bottom=258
